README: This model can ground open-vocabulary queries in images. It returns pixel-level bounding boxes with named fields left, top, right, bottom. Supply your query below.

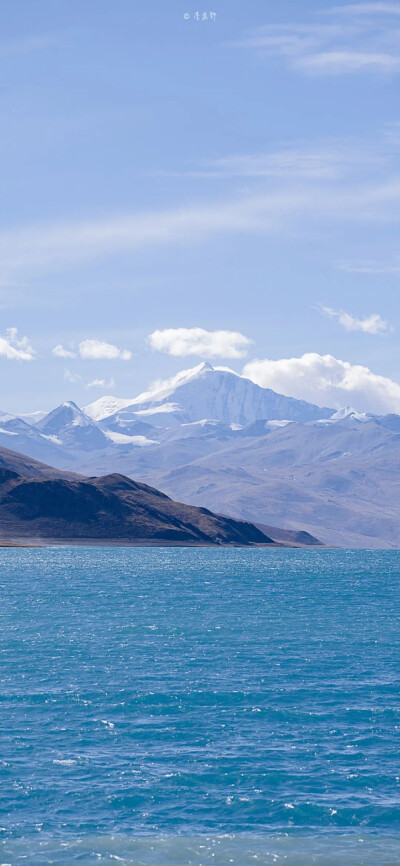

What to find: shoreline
left=0, top=537, right=329, bottom=549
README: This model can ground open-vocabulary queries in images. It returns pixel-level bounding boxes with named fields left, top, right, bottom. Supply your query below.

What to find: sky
left=1, top=0, right=400, bottom=414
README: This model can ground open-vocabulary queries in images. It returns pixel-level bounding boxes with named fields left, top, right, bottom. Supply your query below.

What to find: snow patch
left=41, top=434, right=63, bottom=446
left=105, top=431, right=159, bottom=447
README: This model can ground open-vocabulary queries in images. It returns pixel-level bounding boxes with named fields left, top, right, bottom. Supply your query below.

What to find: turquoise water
left=1, top=547, right=400, bottom=864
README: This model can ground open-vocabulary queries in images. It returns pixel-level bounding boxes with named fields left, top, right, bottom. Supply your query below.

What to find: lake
left=1, top=547, right=400, bottom=864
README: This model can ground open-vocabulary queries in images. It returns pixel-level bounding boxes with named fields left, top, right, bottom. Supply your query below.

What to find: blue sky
left=1, top=0, right=400, bottom=413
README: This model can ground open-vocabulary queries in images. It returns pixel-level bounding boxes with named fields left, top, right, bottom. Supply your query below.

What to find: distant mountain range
left=1, top=361, right=399, bottom=547
left=0, top=362, right=334, bottom=464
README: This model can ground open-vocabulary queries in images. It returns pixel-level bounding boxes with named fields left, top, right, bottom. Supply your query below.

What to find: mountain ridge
left=1, top=363, right=398, bottom=547
left=84, top=363, right=334, bottom=426
left=0, top=446, right=276, bottom=546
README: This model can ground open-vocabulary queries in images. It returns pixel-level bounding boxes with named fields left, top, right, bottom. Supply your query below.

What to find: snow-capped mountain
left=0, top=415, right=66, bottom=464
left=83, top=395, right=134, bottom=422
left=85, top=362, right=334, bottom=428
left=4, top=363, right=400, bottom=547
left=312, top=406, right=376, bottom=426
left=37, top=401, right=110, bottom=451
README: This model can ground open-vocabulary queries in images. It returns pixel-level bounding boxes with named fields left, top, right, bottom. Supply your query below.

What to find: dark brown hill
left=0, top=461, right=272, bottom=546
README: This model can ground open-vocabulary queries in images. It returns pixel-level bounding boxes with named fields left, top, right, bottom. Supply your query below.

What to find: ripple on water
left=1, top=547, right=400, bottom=861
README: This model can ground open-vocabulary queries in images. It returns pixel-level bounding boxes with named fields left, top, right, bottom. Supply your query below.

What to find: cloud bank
left=243, top=352, right=400, bottom=414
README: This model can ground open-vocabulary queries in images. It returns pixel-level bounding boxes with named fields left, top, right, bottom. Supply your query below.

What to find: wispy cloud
left=54, top=340, right=132, bottom=361
left=297, top=50, right=400, bottom=73
left=53, top=344, right=76, bottom=359
left=162, top=133, right=387, bottom=183
left=86, top=377, right=116, bottom=389
left=2, top=174, right=400, bottom=278
left=235, top=5, right=400, bottom=75
left=179, top=145, right=378, bottom=180
left=166, top=117, right=400, bottom=183
left=0, top=328, right=36, bottom=361
left=320, top=305, right=391, bottom=333
left=64, top=369, right=81, bottom=384
left=149, top=327, right=253, bottom=359
left=63, top=368, right=116, bottom=389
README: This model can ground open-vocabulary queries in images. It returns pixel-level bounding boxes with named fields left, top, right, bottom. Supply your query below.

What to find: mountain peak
left=62, top=400, right=81, bottom=411
left=38, top=401, right=91, bottom=428
left=37, top=401, right=109, bottom=450
left=84, top=363, right=334, bottom=426
left=101, top=364, right=333, bottom=427
left=195, top=361, right=214, bottom=373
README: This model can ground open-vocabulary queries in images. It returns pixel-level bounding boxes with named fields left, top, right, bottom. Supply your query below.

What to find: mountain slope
left=0, top=415, right=69, bottom=466
left=6, top=364, right=399, bottom=547
left=143, top=417, right=400, bottom=548
left=85, top=363, right=334, bottom=427
left=255, top=523, right=324, bottom=547
left=0, top=451, right=273, bottom=546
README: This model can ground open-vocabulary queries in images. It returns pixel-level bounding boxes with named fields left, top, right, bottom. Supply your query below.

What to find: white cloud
left=236, top=7, right=400, bottom=76
left=53, top=344, right=76, bottom=359
left=243, top=352, right=400, bottom=414
left=53, top=340, right=131, bottom=360
left=0, top=328, right=35, bottom=361
left=78, top=339, right=132, bottom=361
left=86, top=377, right=116, bottom=389
left=149, top=327, right=253, bottom=359
left=320, top=306, right=390, bottom=333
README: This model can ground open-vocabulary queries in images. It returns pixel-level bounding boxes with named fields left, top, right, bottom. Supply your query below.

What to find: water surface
left=1, top=548, right=400, bottom=863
